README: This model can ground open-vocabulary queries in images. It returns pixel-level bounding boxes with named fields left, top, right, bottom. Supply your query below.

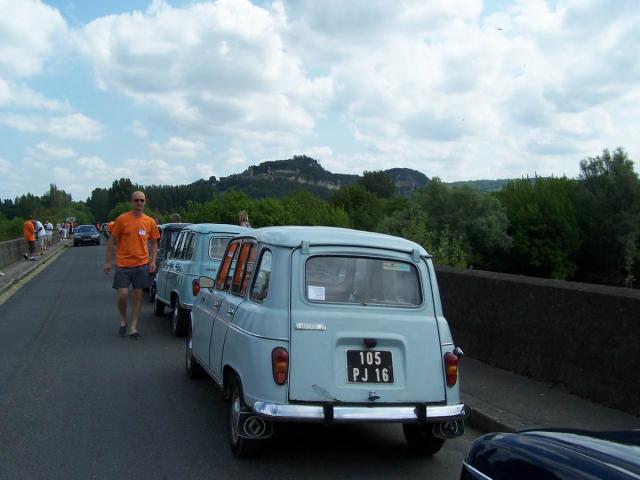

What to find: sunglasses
left=133, top=199, right=145, bottom=203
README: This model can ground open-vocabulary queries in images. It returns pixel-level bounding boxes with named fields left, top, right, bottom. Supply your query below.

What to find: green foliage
left=378, top=208, right=467, bottom=267
left=413, top=179, right=511, bottom=269
left=359, top=170, right=395, bottom=198
left=330, top=185, right=381, bottom=230
left=283, top=190, right=351, bottom=227
left=496, top=176, right=580, bottom=279
left=575, top=148, right=640, bottom=285
left=0, top=217, right=24, bottom=241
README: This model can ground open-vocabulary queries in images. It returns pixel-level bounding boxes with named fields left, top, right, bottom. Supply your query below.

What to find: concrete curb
left=463, top=392, right=529, bottom=434
left=0, top=242, right=72, bottom=298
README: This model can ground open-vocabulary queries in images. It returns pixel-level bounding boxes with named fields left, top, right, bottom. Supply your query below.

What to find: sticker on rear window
left=382, top=262, right=410, bottom=272
left=307, top=285, right=325, bottom=301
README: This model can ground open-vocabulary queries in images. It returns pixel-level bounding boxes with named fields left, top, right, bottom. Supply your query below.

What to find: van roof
left=184, top=223, right=248, bottom=235
left=243, top=226, right=429, bottom=256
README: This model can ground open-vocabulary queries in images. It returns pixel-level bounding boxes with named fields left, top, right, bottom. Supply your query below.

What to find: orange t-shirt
left=110, top=211, right=160, bottom=268
left=23, top=220, right=35, bottom=242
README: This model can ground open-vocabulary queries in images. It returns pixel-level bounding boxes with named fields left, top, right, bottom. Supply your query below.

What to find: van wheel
left=185, top=319, right=204, bottom=379
left=154, top=296, right=165, bottom=316
left=229, top=379, right=262, bottom=459
left=403, top=424, right=445, bottom=455
left=171, top=303, right=188, bottom=337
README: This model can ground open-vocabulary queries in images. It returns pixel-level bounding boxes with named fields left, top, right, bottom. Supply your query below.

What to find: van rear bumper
left=253, top=402, right=467, bottom=423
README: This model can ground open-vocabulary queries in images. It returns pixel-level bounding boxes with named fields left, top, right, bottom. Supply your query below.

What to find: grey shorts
left=112, top=264, right=151, bottom=290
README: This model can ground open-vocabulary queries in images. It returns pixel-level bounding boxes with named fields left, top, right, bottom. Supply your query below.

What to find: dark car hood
left=465, top=429, right=640, bottom=479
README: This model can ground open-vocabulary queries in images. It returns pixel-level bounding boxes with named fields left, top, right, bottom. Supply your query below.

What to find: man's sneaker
left=118, top=325, right=127, bottom=337
left=23, top=253, right=28, bottom=261
left=129, top=332, right=142, bottom=341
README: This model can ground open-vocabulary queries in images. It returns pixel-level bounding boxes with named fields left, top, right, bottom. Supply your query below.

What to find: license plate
left=346, top=350, right=394, bottom=383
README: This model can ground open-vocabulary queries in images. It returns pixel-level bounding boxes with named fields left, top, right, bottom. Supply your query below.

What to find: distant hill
left=216, top=155, right=429, bottom=199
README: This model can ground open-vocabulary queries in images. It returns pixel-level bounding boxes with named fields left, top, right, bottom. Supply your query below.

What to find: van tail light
left=272, top=348, right=289, bottom=385
left=444, top=352, right=459, bottom=387
left=192, top=279, right=200, bottom=297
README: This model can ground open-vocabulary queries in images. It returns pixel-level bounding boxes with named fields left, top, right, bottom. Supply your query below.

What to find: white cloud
left=0, top=113, right=103, bottom=140
left=0, top=0, right=68, bottom=78
left=150, top=137, right=206, bottom=158
left=0, top=156, right=10, bottom=174
left=76, top=0, right=331, bottom=148
left=131, top=120, right=149, bottom=138
left=28, top=142, right=76, bottom=160
left=0, top=79, right=69, bottom=112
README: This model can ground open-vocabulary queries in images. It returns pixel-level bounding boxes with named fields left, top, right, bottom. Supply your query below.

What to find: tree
left=496, top=176, right=580, bottom=279
left=330, top=185, right=381, bottom=231
left=359, top=170, right=395, bottom=198
left=575, top=148, right=640, bottom=285
left=413, top=179, right=511, bottom=269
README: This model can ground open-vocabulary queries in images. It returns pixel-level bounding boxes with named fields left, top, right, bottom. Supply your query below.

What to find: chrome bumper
left=253, top=402, right=467, bottom=423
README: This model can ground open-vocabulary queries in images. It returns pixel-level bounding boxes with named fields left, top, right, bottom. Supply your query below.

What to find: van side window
left=240, top=245, right=257, bottom=296
left=250, top=250, right=272, bottom=302
left=184, top=233, right=196, bottom=260
left=169, top=232, right=185, bottom=259
left=231, top=242, right=255, bottom=295
left=216, top=241, right=239, bottom=290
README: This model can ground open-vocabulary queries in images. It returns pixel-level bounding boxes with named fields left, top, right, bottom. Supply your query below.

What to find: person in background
left=44, top=219, right=53, bottom=249
left=239, top=210, right=251, bottom=228
left=22, top=215, right=37, bottom=261
left=34, top=218, right=46, bottom=255
left=170, top=213, right=181, bottom=223
left=103, top=191, right=160, bottom=340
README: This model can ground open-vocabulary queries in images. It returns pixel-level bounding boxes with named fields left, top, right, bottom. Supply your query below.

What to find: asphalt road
left=0, top=244, right=480, bottom=480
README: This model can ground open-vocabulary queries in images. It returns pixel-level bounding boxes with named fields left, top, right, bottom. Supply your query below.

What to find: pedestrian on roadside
left=22, top=215, right=37, bottom=261
left=34, top=218, right=46, bottom=255
left=44, top=219, right=53, bottom=249
left=103, top=191, right=160, bottom=340
left=239, top=210, right=251, bottom=228
left=170, top=212, right=181, bottom=223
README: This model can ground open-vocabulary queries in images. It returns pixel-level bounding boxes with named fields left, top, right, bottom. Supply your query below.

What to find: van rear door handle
left=227, top=307, right=235, bottom=314
left=213, top=301, right=220, bottom=308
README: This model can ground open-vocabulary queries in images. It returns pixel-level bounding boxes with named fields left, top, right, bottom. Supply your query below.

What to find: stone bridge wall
left=436, top=266, right=640, bottom=416
left=0, top=233, right=61, bottom=269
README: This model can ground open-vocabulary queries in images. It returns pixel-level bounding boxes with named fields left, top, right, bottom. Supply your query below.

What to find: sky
left=1, top=0, right=638, bottom=202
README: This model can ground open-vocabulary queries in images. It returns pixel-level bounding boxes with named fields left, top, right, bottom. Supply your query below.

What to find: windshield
left=77, top=226, right=98, bottom=233
left=209, top=237, right=231, bottom=259
left=305, top=256, right=422, bottom=306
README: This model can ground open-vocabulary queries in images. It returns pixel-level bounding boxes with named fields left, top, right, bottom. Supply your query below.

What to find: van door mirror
left=200, top=276, right=215, bottom=290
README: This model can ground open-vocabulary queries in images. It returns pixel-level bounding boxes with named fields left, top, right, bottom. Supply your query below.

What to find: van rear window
left=305, top=256, right=422, bottom=306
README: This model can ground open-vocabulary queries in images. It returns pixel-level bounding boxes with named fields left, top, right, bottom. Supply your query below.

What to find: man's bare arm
left=104, top=234, right=115, bottom=273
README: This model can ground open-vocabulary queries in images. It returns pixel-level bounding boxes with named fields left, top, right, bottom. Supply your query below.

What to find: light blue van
left=187, top=226, right=467, bottom=458
left=154, top=223, right=246, bottom=336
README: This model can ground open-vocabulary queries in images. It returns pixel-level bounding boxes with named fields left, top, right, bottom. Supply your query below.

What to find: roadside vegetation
left=1, top=148, right=638, bottom=288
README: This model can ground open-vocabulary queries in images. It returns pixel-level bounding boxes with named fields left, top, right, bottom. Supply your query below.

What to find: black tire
left=154, top=296, right=165, bottom=316
left=96, top=240, right=100, bottom=246
left=402, top=424, right=445, bottom=455
left=229, top=379, right=262, bottom=458
left=185, top=317, right=204, bottom=379
left=171, top=302, right=188, bottom=337
left=74, top=242, right=78, bottom=246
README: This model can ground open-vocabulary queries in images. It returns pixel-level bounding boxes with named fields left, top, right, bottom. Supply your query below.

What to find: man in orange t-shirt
left=22, top=215, right=37, bottom=261
left=103, top=191, right=160, bottom=340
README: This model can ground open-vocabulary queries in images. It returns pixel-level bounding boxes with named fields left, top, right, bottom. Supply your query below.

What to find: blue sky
left=1, top=0, right=638, bottom=202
